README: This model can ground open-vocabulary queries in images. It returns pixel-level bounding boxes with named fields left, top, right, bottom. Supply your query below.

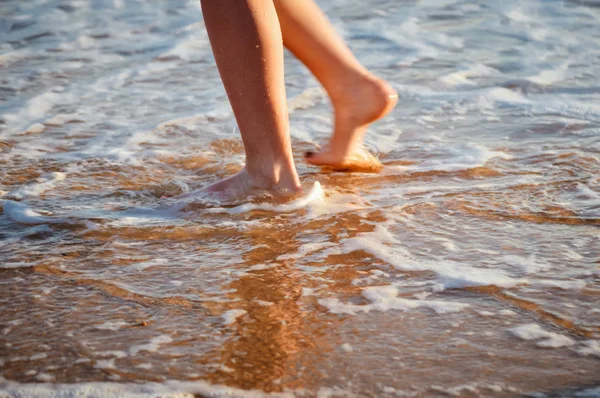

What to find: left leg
left=274, top=0, right=397, bottom=171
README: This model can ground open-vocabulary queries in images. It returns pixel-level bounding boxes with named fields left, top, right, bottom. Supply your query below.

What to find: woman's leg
left=197, top=0, right=301, bottom=198
left=274, top=0, right=397, bottom=170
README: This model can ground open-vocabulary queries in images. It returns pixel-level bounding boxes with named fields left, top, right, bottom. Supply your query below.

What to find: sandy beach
left=1, top=0, right=599, bottom=396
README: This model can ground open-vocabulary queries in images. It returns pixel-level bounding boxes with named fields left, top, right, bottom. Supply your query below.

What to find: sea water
left=0, top=0, right=599, bottom=396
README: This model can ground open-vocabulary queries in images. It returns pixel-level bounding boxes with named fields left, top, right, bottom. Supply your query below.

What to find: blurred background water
left=0, top=0, right=599, bottom=396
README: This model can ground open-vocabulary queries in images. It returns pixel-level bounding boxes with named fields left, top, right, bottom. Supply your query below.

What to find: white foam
left=340, top=343, right=353, bottom=353
left=479, top=87, right=530, bottom=106
left=221, top=309, right=247, bottom=325
left=183, top=182, right=362, bottom=217
left=35, top=373, right=54, bottom=382
left=43, top=113, right=83, bottom=127
left=0, top=379, right=294, bottom=398
left=0, top=200, right=66, bottom=225
left=255, top=300, right=274, bottom=307
left=576, top=340, right=600, bottom=358
left=247, top=263, right=280, bottom=272
left=561, top=183, right=600, bottom=218
left=390, top=142, right=512, bottom=174
left=3, top=91, right=75, bottom=136
left=6, top=172, right=66, bottom=200
left=222, top=182, right=325, bottom=214
left=505, top=9, right=532, bottom=23
left=509, top=324, right=575, bottom=348
left=525, top=63, right=569, bottom=86
left=277, top=242, right=336, bottom=261
left=340, top=224, right=522, bottom=290
left=157, top=26, right=210, bottom=62
left=129, top=334, right=173, bottom=356
left=97, top=351, right=128, bottom=359
left=129, top=258, right=171, bottom=272
left=288, top=87, right=325, bottom=113
left=502, top=255, right=551, bottom=274
left=384, top=17, right=463, bottom=67
left=318, top=285, right=468, bottom=315
left=21, top=123, right=45, bottom=135
left=533, top=279, right=587, bottom=290
left=94, top=321, right=128, bottom=331
left=438, top=64, right=499, bottom=87
left=30, top=353, right=48, bottom=361
left=95, top=359, right=116, bottom=370
left=535, top=101, right=600, bottom=123
left=26, top=93, right=62, bottom=120
left=315, top=386, right=357, bottom=398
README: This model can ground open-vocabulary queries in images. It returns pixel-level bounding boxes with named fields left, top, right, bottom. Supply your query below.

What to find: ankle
left=245, top=157, right=301, bottom=193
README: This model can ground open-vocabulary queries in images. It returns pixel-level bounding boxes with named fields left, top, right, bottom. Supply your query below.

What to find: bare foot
left=175, top=167, right=302, bottom=202
left=305, top=147, right=384, bottom=173
left=304, top=75, right=397, bottom=172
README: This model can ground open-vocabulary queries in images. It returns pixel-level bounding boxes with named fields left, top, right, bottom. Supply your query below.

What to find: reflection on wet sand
left=204, top=233, right=327, bottom=392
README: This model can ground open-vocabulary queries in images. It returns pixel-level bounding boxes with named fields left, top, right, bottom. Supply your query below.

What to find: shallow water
left=1, top=0, right=599, bottom=396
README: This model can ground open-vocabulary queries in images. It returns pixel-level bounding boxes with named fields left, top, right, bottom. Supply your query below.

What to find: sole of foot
left=305, top=147, right=383, bottom=173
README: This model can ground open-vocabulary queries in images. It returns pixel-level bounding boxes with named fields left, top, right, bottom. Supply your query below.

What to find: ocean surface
left=1, top=0, right=599, bottom=396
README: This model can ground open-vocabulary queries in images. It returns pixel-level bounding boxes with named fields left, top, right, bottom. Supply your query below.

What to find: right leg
left=274, top=0, right=397, bottom=171
left=190, top=0, right=300, bottom=199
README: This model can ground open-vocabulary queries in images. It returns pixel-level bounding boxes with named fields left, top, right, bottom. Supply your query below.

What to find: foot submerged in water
left=304, top=75, right=397, bottom=172
left=175, top=167, right=302, bottom=202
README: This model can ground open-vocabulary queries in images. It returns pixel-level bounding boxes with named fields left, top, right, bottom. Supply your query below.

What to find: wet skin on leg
left=188, top=0, right=397, bottom=200
left=190, top=0, right=301, bottom=199
left=274, top=0, right=398, bottom=171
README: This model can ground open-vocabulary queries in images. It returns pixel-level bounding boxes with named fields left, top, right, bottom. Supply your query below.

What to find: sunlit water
left=1, top=0, right=599, bottom=396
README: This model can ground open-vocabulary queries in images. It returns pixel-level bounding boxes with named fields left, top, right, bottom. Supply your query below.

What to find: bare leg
left=193, top=0, right=300, bottom=199
left=274, top=0, right=397, bottom=172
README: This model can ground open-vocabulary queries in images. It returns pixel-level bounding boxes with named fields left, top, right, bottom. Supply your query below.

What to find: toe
left=304, top=149, right=383, bottom=173
left=304, top=150, right=333, bottom=167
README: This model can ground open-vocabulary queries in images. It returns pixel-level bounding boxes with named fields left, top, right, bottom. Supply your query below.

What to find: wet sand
left=1, top=0, right=599, bottom=396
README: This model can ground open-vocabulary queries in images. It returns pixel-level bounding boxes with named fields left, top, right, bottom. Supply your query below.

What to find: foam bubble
left=340, top=224, right=522, bottom=290
left=533, top=279, right=587, bottom=290
left=525, top=63, right=569, bottom=86
left=318, top=284, right=468, bottom=315
left=576, top=340, right=600, bottom=358
left=93, top=321, right=128, bottom=331
left=438, top=64, right=500, bottom=88
left=95, top=359, right=116, bottom=370
left=340, top=343, right=353, bottom=353
left=277, top=242, right=336, bottom=261
left=221, top=309, right=247, bottom=325
left=388, top=142, right=512, bottom=174
left=509, top=324, right=575, bottom=348
left=0, top=200, right=66, bottom=225
left=129, top=335, right=173, bottom=356
left=221, top=182, right=325, bottom=214
left=0, top=379, right=295, bottom=398
left=129, top=258, right=171, bottom=272
left=21, top=123, right=45, bottom=135
left=6, top=172, right=66, bottom=200
left=247, top=263, right=280, bottom=272
left=478, top=87, right=530, bottom=106
left=502, top=254, right=551, bottom=274
left=35, top=373, right=54, bottom=382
